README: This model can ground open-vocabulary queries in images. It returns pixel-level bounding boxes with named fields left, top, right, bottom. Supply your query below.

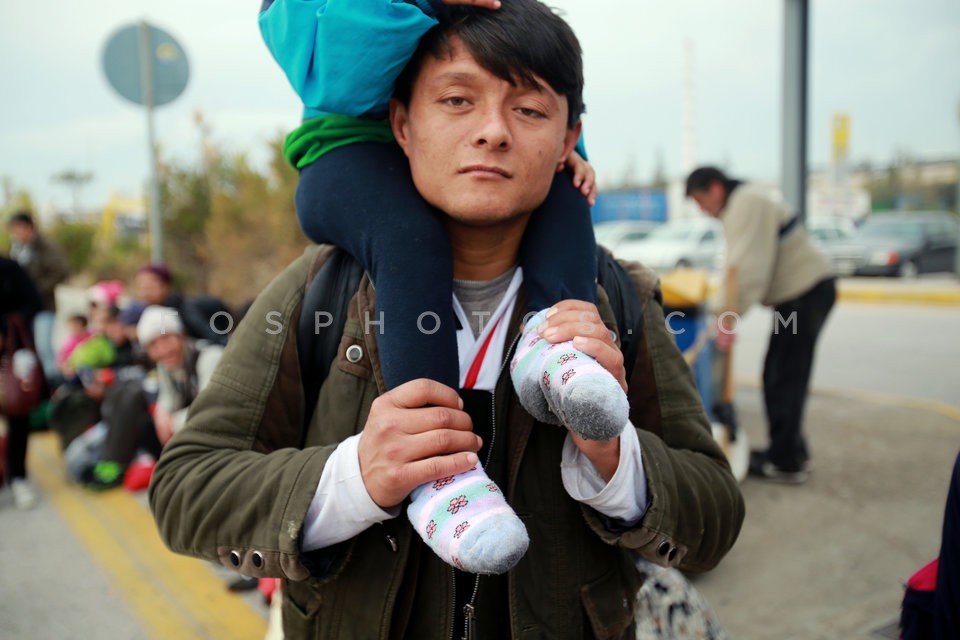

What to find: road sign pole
left=782, top=0, right=809, bottom=223
left=138, top=20, right=164, bottom=264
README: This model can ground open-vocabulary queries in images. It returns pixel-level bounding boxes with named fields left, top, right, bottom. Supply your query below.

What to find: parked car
left=807, top=217, right=868, bottom=276
left=617, top=218, right=724, bottom=275
left=853, top=212, right=959, bottom=277
left=593, top=220, right=662, bottom=257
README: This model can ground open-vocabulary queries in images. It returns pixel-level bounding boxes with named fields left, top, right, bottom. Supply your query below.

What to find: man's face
left=146, top=333, right=185, bottom=370
left=690, top=181, right=727, bottom=218
left=9, top=222, right=33, bottom=244
left=390, top=36, right=581, bottom=226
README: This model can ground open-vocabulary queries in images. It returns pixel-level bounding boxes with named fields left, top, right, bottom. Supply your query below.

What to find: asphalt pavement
left=1, top=275, right=958, bottom=639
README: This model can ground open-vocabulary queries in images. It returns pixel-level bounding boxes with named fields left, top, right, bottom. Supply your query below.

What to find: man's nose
left=471, top=107, right=512, bottom=150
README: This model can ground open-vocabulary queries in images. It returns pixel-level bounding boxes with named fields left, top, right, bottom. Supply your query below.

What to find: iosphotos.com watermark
left=167, top=308, right=803, bottom=339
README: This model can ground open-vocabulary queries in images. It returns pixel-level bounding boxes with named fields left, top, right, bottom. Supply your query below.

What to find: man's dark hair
left=685, top=167, right=733, bottom=196
left=395, top=0, right=585, bottom=128
left=8, top=210, right=35, bottom=228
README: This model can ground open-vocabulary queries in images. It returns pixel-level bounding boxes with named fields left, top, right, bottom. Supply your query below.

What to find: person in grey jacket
left=686, top=166, right=836, bottom=484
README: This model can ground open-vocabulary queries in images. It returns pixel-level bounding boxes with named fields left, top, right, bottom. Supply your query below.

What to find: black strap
left=779, top=215, right=800, bottom=239
left=298, top=249, right=365, bottom=429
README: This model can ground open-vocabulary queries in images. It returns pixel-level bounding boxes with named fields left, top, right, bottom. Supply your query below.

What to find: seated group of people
left=49, top=264, right=229, bottom=491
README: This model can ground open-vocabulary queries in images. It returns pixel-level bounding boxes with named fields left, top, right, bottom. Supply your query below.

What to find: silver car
left=807, top=217, right=867, bottom=276
left=617, top=218, right=725, bottom=275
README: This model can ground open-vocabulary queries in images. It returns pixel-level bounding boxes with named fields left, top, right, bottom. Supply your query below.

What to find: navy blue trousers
left=297, top=143, right=596, bottom=390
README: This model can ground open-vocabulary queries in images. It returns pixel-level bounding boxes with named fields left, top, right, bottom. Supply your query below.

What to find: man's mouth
left=459, top=165, right=512, bottom=179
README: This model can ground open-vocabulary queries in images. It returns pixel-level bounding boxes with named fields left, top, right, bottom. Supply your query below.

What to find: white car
left=593, top=220, right=662, bottom=257
left=617, top=218, right=725, bottom=275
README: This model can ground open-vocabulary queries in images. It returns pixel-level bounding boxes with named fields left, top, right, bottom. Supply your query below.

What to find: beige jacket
left=720, top=185, right=832, bottom=314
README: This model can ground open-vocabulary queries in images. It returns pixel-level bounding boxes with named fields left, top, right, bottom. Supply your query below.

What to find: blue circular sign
left=103, top=23, right=189, bottom=107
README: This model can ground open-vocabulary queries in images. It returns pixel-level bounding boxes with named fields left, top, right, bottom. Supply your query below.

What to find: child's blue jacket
left=259, top=0, right=440, bottom=121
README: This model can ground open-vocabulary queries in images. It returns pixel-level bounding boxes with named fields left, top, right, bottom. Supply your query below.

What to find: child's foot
left=406, top=464, right=528, bottom=574
left=511, top=309, right=628, bottom=441
left=510, top=320, right=562, bottom=426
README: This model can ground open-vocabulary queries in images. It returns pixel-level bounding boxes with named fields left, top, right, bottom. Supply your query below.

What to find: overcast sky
left=1, top=0, right=958, bottom=213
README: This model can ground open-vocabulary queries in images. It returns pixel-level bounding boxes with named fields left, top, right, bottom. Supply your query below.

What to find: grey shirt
left=453, top=266, right=518, bottom=338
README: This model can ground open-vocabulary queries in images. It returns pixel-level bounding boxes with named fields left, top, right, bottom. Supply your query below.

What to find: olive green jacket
left=149, top=245, right=744, bottom=640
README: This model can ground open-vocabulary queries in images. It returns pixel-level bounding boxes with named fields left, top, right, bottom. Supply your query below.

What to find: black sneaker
left=748, top=450, right=809, bottom=485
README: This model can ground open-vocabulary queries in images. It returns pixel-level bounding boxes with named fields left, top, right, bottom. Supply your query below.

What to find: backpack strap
left=298, top=248, right=365, bottom=429
left=596, top=246, right=664, bottom=437
left=595, top=246, right=653, bottom=382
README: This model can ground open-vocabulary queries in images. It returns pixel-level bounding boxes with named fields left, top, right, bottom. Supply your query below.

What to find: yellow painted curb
left=29, top=432, right=267, bottom=640
left=836, top=287, right=960, bottom=306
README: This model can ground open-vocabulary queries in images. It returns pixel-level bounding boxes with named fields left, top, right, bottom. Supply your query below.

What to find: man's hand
left=534, top=300, right=626, bottom=482
left=358, top=379, right=481, bottom=508
left=568, top=432, right=621, bottom=483
left=442, top=0, right=502, bottom=8
left=154, top=408, right=175, bottom=445
left=714, top=327, right=736, bottom=353
left=561, top=150, right=598, bottom=206
left=535, top=300, right=627, bottom=392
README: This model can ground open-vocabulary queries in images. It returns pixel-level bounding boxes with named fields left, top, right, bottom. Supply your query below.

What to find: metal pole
left=782, top=0, right=809, bottom=223
left=139, top=20, right=164, bottom=263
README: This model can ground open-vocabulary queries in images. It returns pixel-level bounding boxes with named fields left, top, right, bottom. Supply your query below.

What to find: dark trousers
left=4, top=414, right=30, bottom=480
left=297, top=143, right=596, bottom=390
left=762, top=277, right=836, bottom=471
left=99, top=379, right=161, bottom=466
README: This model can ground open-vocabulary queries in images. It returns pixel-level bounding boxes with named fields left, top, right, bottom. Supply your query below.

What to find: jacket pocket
left=281, top=581, right=323, bottom=639
left=580, top=567, right=637, bottom=640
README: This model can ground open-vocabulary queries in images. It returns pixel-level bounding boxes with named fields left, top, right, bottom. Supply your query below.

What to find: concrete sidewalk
left=693, top=385, right=959, bottom=640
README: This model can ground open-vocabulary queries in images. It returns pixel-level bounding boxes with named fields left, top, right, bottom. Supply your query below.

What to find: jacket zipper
left=456, top=333, right=521, bottom=640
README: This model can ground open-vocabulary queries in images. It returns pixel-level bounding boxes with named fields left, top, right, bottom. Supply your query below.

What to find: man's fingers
left=398, top=451, right=480, bottom=490
left=573, top=336, right=628, bottom=392
left=410, top=428, right=482, bottom=459
left=372, top=406, right=474, bottom=443
left=539, top=308, right=609, bottom=342
left=383, top=378, right=463, bottom=410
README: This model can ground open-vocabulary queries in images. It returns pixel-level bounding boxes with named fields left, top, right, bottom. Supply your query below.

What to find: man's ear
left=558, top=120, right=583, bottom=165
left=389, top=99, right=411, bottom=155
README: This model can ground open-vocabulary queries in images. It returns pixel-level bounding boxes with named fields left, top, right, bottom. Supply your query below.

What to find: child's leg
left=520, top=171, right=598, bottom=309
left=297, top=143, right=458, bottom=389
left=511, top=172, right=629, bottom=441
left=298, top=142, right=526, bottom=574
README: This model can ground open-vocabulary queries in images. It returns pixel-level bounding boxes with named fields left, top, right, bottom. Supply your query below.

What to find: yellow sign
left=832, top=113, right=851, bottom=163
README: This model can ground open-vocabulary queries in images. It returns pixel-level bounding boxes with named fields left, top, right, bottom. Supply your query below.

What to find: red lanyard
left=462, top=318, right=502, bottom=390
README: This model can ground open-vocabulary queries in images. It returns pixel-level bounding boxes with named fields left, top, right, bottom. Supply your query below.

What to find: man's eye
left=517, top=107, right=546, bottom=119
left=443, top=97, right=467, bottom=107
